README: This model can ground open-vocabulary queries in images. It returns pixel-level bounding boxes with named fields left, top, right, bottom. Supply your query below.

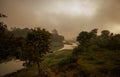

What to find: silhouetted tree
left=0, top=22, right=16, bottom=60
left=108, top=34, right=120, bottom=50
left=89, top=28, right=98, bottom=39
left=77, top=31, right=91, bottom=46
left=101, top=30, right=110, bottom=38
left=26, top=28, right=51, bottom=76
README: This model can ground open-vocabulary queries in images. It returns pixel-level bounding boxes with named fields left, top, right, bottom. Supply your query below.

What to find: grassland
left=4, top=49, right=120, bottom=77
left=4, top=49, right=73, bottom=77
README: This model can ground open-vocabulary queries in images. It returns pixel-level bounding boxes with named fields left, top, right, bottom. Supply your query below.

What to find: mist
left=0, top=0, right=120, bottom=40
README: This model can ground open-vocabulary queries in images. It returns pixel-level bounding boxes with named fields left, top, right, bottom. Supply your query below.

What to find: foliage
left=0, top=22, right=16, bottom=60
left=77, top=29, right=98, bottom=47
left=77, top=50, right=120, bottom=76
left=11, top=28, right=64, bottom=51
left=72, top=28, right=120, bottom=77
left=24, top=28, right=51, bottom=75
left=75, top=28, right=120, bottom=53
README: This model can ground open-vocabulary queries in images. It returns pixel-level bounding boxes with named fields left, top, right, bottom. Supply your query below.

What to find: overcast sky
left=0, top=0, right=120, bottom=40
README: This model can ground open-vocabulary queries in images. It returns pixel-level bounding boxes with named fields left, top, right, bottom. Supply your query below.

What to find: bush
left=58, top=55, right=77, bottom=67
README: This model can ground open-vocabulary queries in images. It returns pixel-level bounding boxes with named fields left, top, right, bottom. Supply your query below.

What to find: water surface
left=0, top=59, right=24, bottom=76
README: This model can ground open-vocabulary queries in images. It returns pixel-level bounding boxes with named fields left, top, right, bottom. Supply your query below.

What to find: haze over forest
left=0, top=0, right=120, bottom=39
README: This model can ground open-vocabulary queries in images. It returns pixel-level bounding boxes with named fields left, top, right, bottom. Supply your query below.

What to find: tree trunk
left=37, top=61, right=44, bottom=77
left=37, top=61, right=41, bottom=76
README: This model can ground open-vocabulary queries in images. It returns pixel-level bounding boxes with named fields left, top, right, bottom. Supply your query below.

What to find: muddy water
left=0, top=59, right=24, bottom=76
left=0, top=43, right=77, bottom=76
left=59, top=43, right=77, bottom=51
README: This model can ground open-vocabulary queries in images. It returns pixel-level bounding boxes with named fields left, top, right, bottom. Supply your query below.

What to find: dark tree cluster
left=74, top=29, right=120, bottom=54
left=0, top=22, right=16, bottom=60
left=0, top=14, right=51, bottom=76
left=0, top=23, right=52, bottom=76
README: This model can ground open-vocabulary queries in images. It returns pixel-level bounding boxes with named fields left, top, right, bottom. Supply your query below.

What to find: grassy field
left=4, top=49, right=120, bottom=77
left=41, top=49, right=73, bottom=69
left=77, top=50, right=120, bottom=76
left=4, top=49, right=73, bottom=77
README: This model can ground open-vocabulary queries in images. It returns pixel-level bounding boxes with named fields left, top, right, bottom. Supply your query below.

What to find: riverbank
left=4, top=65, right=38, bottom=77
left=3, top=49, right=74, bottom=77
left=3, top=49, right=120, bottom=77
left=2, top=42, right=120, bottom=77
left=0, top=59, right=24, bottom=76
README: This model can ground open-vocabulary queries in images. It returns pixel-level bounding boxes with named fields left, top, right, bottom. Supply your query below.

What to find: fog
left=0, top=0, right=120, bottom=40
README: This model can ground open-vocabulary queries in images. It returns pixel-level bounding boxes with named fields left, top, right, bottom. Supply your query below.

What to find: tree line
left=74, top=29, right=120, bottom=55
left=0, top=22, right=64, bottom=77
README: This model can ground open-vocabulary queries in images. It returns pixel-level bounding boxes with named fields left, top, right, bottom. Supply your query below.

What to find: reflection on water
left=0, top=59, right=24, bottom=76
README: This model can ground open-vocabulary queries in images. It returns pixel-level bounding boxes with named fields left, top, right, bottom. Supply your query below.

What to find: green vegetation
left=72, top=29, right=120, bottom=77
left=41, top=49, right=73, bottom=69
left=25, top=28, right=51, bottom=76
left=77, top=51, right=120, bottom=73
left=0, top=19, right=64, bottom=76
left=10, top=28, right=64, bottom=51
left=4, top=49, right=74, bottom=77
left=1, top=14, right=120, bottom=77
left=0, top=22, right=17, bottom=60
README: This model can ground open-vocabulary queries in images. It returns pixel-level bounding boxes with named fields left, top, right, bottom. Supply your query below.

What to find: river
left=59, top=43, right=77, bottom=51
left=0, top=43, right=77, bottom=76
left=0, top=59, right=25, bottom=76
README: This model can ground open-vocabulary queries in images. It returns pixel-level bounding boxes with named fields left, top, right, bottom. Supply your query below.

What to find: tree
left=77, top=29, right=98, bottom=46
left=108, top=34, right=120, bottom=50
left=0, top=14, right=22, bottom=60
left=98, top=30, right=111, bottom=48
left=0, top=22, right=7, bottom=35
left=101, top=30, right=110, bottom=39
left=26, top=28, right=51, bottom=76
left=77, top=31, right=91, bottom=46
left=89, top=28, right=98, bottom=39
left=0, top=22, right=16, bottom=60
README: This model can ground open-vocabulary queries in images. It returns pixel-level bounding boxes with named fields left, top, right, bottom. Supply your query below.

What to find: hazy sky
left=0, top=0, right=120, bottom=40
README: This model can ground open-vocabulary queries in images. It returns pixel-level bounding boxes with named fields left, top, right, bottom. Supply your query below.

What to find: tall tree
left=26, top=28, right=51, bottom=76
left=0, top=22, right=15, bottom=60
left=77, top=31, right=91, bottom=46
left=89, top=28, right=98, bottom=39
